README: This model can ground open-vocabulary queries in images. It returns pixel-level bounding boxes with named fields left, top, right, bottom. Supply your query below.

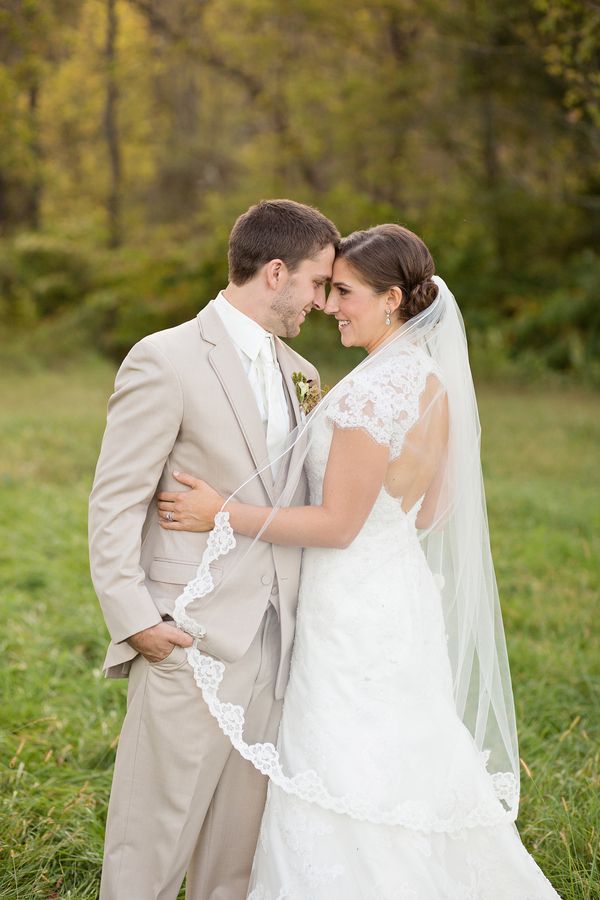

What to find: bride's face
left=326, top=258, right=397, bottom=353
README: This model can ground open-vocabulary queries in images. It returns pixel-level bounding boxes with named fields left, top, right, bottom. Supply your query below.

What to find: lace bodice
left=323, top=346, right=443, bottom=462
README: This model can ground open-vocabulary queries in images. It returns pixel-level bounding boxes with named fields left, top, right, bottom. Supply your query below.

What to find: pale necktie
left=256, top=335, right=290, bottom=481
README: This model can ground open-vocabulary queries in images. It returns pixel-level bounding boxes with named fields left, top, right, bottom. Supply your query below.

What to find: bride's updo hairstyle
left=337, top=224, right=438, bottom=320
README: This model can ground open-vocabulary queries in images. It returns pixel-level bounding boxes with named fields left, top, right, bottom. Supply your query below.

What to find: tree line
left=0, top=0, right=598, bottom=378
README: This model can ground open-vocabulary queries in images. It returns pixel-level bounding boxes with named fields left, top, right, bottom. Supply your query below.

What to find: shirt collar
left=213, top=291, right=270, bottom=362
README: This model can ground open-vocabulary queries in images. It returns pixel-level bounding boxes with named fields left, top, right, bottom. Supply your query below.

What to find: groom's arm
left=89, top=337, right=184, bottom=646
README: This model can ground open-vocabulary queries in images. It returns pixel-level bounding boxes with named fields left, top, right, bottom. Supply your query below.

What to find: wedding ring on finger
left=166, top=511, right=174, bottom=522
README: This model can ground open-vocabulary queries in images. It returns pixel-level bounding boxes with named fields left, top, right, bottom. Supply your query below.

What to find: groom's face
left=268, top=244, right=335, bottom=338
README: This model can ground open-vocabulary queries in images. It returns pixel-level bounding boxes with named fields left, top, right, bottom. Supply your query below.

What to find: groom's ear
left=265, top=258, right=287, bottom=290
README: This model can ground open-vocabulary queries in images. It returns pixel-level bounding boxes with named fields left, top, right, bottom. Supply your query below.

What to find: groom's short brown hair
left=228, top=199, right=340, bottom=285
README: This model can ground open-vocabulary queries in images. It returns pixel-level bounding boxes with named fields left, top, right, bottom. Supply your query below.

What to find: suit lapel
left=274, top=338, right=309, bottom=498
left=198, top=303, right=275, bottom=501
left=274, top=338, right=302, bottom=428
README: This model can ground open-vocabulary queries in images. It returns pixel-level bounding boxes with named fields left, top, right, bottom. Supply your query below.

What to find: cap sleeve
left=326, top=352, right=440, bottom=458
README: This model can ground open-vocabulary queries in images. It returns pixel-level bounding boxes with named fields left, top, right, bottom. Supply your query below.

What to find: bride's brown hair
left=337, top=224, right=438, bottom=320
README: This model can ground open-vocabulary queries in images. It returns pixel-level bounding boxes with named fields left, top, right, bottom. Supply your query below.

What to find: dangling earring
left=385, top=308, right=392, bottom=326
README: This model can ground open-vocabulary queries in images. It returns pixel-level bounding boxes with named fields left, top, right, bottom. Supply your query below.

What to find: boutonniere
left=292, top=371, right=326, bottom=415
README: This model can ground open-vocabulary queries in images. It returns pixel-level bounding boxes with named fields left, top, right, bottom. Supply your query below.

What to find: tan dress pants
left=99, top=607, right=281, bottom=900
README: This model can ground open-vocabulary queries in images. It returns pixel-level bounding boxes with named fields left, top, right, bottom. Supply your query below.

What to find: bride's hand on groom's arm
left=157, top=471, right=223, bottom=532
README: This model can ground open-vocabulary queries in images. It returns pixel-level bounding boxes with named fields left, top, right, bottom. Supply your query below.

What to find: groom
left=89, top=199, right=339, bottom=899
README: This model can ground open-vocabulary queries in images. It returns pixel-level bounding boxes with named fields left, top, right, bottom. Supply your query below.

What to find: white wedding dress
left=243, top=346, right=560, bottom=899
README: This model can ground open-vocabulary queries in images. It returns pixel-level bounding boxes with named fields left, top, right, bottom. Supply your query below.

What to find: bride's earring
left=385, top=308, right=392, bottom=326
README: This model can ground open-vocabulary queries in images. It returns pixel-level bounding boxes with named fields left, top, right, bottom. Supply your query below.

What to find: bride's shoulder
left=349, top=345, right=442, bottom=392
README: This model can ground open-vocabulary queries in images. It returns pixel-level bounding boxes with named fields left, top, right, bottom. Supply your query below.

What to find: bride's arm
left=157, top=427, right=389, bottom=549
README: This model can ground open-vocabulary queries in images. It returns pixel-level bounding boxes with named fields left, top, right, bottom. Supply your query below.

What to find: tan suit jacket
left=89, top=300, right=316, bottom=698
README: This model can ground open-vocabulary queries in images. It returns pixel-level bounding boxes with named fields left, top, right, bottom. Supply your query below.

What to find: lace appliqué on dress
left=325, top=352, right=441, bottom=460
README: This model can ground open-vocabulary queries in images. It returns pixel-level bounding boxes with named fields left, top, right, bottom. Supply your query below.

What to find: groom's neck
left=222, top=282, right=271, bottom=332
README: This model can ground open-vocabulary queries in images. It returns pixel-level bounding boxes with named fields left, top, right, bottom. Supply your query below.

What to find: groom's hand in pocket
left=127, top=622, right=194, bottom=663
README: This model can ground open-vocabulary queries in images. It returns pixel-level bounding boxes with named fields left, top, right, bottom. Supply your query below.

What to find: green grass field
left=0, top=358, right=598, bottom=899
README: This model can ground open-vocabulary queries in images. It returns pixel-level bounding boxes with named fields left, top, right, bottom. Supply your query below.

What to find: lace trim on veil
left=174, top=513, right=518, bottom=833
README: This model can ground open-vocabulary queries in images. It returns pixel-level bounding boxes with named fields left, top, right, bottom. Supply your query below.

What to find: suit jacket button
left=261, top=574, right=272, bottom=586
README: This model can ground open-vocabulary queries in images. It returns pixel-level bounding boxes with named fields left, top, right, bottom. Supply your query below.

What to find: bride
left=157, top=224, right=560, bottom=898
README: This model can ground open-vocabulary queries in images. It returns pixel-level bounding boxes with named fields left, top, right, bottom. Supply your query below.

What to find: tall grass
left=0, top=359, right=598, bottom=898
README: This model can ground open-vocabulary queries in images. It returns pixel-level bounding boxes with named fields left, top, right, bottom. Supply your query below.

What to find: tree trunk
left=480, top=85, right=510, bottom=280
left=104, top=0, right=122, bottom=248
left=25, top=83, right=42, bottom=231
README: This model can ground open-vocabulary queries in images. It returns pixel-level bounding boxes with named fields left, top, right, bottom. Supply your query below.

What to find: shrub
left=0, top=234, right=93, bottom=323
left=509, top=250, right=600, bottom=382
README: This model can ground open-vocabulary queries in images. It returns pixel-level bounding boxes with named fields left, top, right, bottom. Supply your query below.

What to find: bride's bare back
left=383, top=373, right=449, bottom=525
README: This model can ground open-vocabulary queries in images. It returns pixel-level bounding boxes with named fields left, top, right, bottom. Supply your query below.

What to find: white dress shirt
left=213, top=291, right=290, bottom=479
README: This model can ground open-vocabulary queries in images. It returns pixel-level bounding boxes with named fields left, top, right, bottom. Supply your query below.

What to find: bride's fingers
left=158, top=507, right=184, bottom=522
left=157, top=499, right=176, bottom=510
left=172, top=471, right=203, bottom=488
left=159, top=518, right=185, bottom=530
left=157, top=491, right=179, bottom=501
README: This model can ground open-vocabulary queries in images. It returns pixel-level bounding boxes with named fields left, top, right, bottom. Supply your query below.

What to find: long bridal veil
left=173, top=276, right=520, bottom=824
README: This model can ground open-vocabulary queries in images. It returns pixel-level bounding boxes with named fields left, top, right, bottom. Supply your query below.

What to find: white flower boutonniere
left=292, top=371, right=326, bottom=416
